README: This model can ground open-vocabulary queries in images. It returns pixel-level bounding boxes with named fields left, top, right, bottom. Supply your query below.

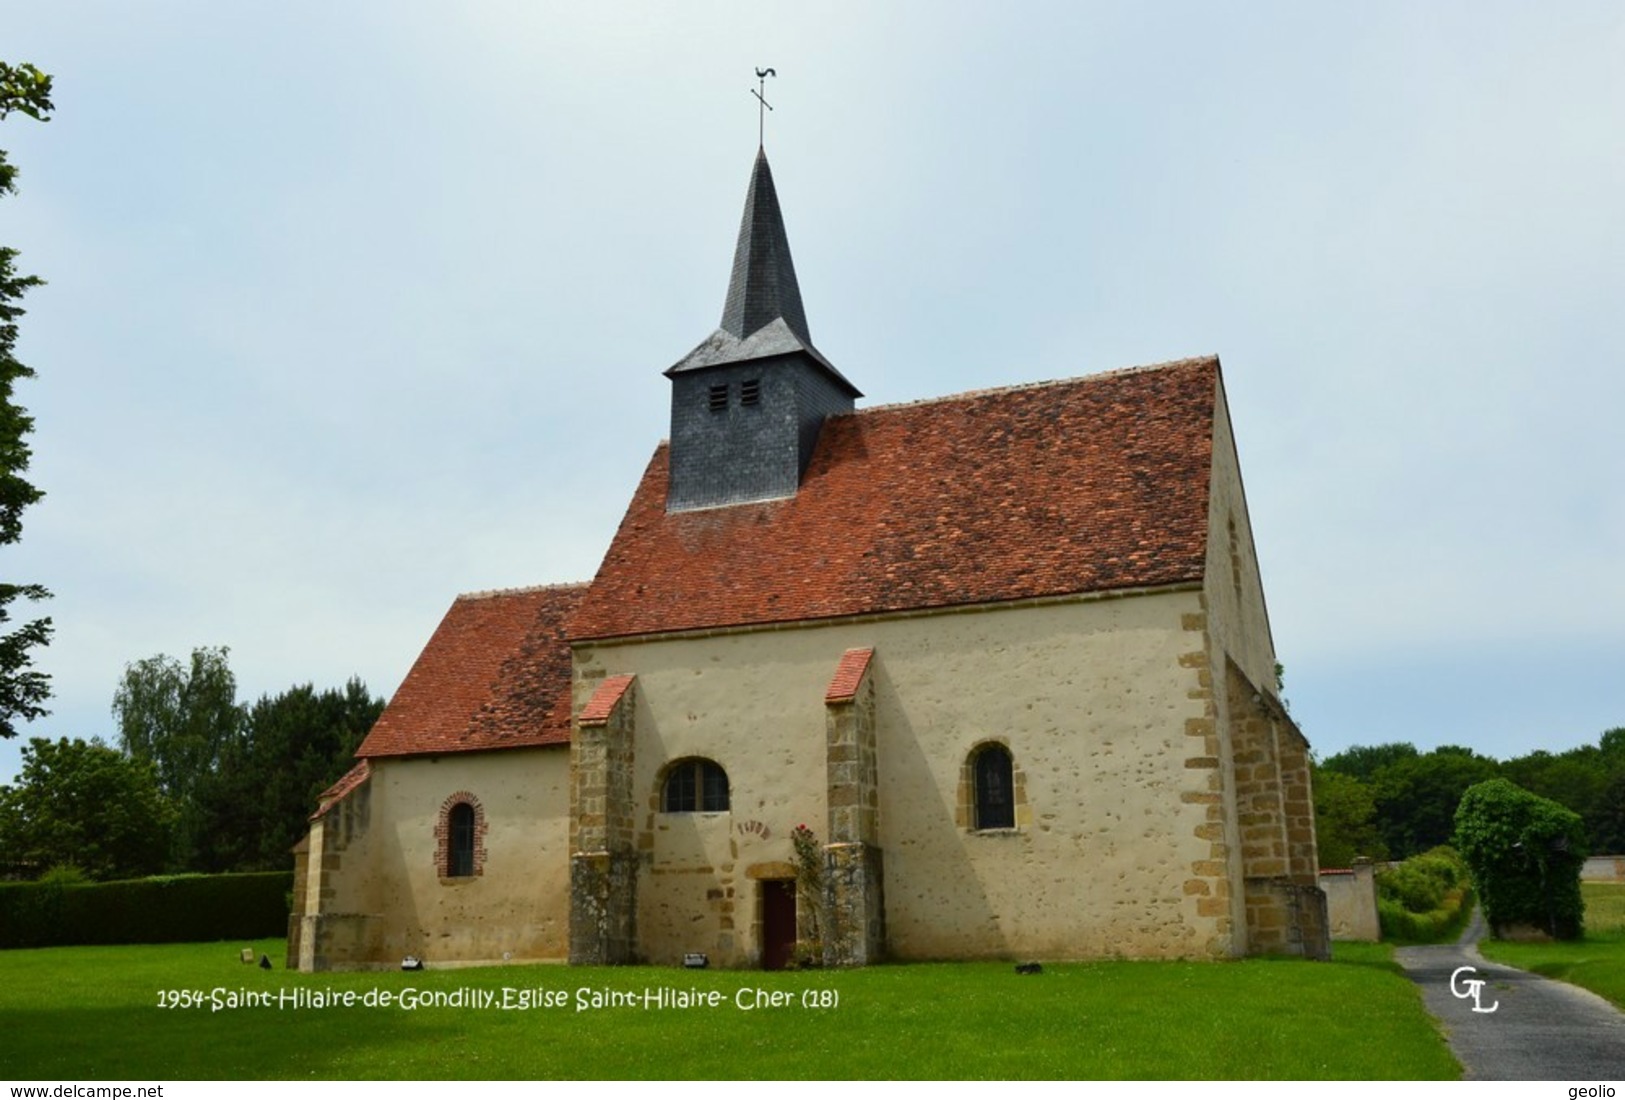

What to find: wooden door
left=761, top=879, right=796, bottom=970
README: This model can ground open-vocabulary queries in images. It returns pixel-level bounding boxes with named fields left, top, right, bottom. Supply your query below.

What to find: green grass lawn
left=1478, top=882, right=1625, bottom=1010
left=0, top=939, right=1455, bottom=1080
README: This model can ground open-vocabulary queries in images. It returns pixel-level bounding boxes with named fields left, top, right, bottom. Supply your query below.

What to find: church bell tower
left=664, top=148, right=860, bottom=512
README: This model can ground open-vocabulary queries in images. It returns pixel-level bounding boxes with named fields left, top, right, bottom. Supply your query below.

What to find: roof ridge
left=851, top=355, right=1219, bottom=417
left=457, top=581, right=591, bottom=602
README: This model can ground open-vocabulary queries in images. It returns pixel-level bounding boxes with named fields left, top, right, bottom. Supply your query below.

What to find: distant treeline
left=0, top=647, right=383, bottom=881
left=1314, top=727, right=1625, bottom=866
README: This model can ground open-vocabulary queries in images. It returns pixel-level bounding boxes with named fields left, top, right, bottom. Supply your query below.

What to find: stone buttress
left=822, top=648, right=885, bottom=965
left=570, top=674, right=638, bottom=964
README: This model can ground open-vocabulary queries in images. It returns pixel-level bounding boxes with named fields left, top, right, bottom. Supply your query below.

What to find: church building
left=289, top=145, right=1328, bottom=971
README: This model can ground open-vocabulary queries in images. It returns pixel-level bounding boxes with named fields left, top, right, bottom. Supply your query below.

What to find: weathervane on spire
left=752, top=67, right=776, bottom=147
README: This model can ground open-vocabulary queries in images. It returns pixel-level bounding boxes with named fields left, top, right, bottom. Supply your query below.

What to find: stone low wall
left=1319, top=861, right=1379, bottom=941
left=1581, top=856, right=1625, bottom=882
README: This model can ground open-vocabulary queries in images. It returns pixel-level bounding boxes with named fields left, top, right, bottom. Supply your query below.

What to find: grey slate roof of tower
left=666, top=148, right=860, bottom=396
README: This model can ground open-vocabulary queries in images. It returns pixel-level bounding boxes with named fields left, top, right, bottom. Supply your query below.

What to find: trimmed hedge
left=0, top=871, right=292, bottom=949
left=1379, top=887, right=1476, bottom=943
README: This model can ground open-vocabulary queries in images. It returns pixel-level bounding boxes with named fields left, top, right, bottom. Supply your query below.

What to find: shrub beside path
left=1394, top=907, right=1625, bottom=1081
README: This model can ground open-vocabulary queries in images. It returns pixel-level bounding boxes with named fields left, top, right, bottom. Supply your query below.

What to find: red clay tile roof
left=579, top=674, right=636, bottom=726
left=825, top=648, right=873, bottom=704
left=356, top=583, right=587, bottom=758
left=311, top=759, right=371, bottom=821
left=572, top=357, right=1217, bottom=640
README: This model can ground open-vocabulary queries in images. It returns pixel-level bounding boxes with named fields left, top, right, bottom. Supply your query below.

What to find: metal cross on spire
left=751, top=67, right=776, bottom=147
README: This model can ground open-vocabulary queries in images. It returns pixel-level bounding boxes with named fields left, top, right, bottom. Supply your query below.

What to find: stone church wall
left=1222, top=659, right=1328, bottom=958
left=1194, top=374, right=1327, bottom=958
left=1202, top=375, right=1279, bottom=702
left=299, top=748, right=571, bottom=969
left=575, top=586, right=1226, bottom=965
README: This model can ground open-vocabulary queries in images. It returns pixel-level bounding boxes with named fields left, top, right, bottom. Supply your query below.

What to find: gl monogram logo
left=1450, top=966, right=1500, bottom=1014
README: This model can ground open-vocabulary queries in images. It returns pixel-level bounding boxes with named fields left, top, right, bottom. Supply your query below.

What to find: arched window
left=436, top=791, right=485, bottom=879
left=663, top=758, right=730, bottom=813
left=973, top=745, right=1015, bottom=830
left=447, top=802, right=476, bottom=876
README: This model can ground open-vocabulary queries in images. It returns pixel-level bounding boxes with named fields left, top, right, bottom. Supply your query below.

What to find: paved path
left=1394, top=907, right=1625, bottom=1080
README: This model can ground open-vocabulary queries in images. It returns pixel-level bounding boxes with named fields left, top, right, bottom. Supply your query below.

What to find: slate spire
left=721, top=148, right=810, bottom=344
left=663, top=146, right=859, bottom=513
left=665, top=149, right=854, bottom=387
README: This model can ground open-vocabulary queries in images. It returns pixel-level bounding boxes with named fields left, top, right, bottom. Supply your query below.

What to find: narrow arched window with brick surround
left=448, top=803, right=475, bottom=876
left=973, top=744, right=1016, bottom=830
left=435, top=792, right=487, bottom=879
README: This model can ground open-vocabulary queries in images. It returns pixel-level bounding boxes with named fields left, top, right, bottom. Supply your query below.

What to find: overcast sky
left=3, top=2, right=1621, bottom=785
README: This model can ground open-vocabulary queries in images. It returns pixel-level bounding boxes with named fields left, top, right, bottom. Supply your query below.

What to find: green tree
left=1454, top=778, right=1586, bottom=940
left=1592, top=770, right=1625, bottom=854
left=1501, top=729, right=1625, bottom=852
left=1599, top=726, right=1625, bottom=764
left=1502, top=747, right=1609, bottom=832
left=196, top=678, right=383, bottom=871
left=1320, top=742, right=1419, bottom=783
left=1311, top=764, right=1387, bottom=868
left=1586, top=728, right=1625, bottom=852
left=0, top=736, right=172, bottom=879
left=1370, top=745, right=1501, bottom=859
left=112, top=646, right=243, bottom=868
left=0, top=62, right=55, bottom=737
